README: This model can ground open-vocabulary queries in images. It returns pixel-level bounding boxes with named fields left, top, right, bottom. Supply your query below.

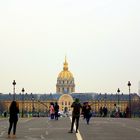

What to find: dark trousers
left=86, top=116, right=90, bottom=124
left=8, top=121, right=17, bottom=135
left=85, top=113, right=92, bottom=124
left=71, top=116, right=79, bottom=132
left=51, top=113, right=54, bottom=119
left=55, top=112, right=58, bottom=120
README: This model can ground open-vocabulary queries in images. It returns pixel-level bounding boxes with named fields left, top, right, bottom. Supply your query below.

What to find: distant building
left=0, top=58, right=140, bottom=116
left=0, top=93, right=140, bottom=116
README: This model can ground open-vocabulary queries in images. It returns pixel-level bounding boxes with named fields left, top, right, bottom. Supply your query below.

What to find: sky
left=0, top=0, right=140, bottom=94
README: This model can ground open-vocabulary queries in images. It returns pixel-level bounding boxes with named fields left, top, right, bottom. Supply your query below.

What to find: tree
left=0, top=101, right=5, bottom=115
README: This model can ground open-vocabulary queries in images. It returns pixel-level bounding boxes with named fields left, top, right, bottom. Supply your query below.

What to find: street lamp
left=127, top=81, right=131, bottom=118
left=21, top=88, right=25, bottom=118
left=32, top=95, right=35, bottom=117
left=104, top=93, right=107, bottom=106
left=12, top=80, right=16, bottom=101
left=98, top=99, right=99, bottom=116
left=94, top=100, right=96, bottom=112
left=117, top=88, right=120, bottom=106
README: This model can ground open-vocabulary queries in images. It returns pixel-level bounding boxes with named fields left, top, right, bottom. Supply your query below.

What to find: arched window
left=65, top=101, right=67, bottom=105
left=62, top=101, right=64, bottom=105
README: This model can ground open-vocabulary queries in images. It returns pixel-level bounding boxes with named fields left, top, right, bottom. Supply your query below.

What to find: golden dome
left=58, top=57, right=74, bottom=80
left=58, top=70, right=73, bottom=79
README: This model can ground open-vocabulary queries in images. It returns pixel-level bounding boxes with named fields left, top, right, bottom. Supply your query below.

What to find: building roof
left=0, top=93, right=139, bottom=102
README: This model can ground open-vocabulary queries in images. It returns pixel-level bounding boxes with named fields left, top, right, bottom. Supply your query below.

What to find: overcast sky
left=0, top=0, right=140, bottom=94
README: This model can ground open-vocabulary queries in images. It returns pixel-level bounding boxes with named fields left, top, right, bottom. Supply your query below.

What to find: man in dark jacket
left=54, top=102, right=59, bottom=120
left=69, top=98, right=82, bottom=133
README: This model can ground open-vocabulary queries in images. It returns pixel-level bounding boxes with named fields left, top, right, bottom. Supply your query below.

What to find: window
left=62, top=102, right=64, bottom=105
left=67, top=88, right=69, bottom=92
left=65, top=101, right=67, bottom=105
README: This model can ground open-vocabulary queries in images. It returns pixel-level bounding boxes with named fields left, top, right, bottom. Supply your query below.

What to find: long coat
left=9, top=106, right=19, bottom=122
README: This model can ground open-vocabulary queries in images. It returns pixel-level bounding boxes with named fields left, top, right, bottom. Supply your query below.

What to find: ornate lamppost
left=117, top=88, right=120, bottom=106
left=21, top=88, right=25, bottom=118
left=12, top=80, right=16, bottom=101
left=127, top=81, right=131, bottom=118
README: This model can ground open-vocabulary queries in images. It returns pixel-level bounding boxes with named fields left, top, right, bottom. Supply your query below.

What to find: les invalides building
left=0, top=58, right=140, bottom=116
left=56, top=57, right=75, bottom=94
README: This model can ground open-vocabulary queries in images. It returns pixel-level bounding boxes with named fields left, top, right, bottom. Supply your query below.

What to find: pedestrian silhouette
left=81, top=102, right=86, bottom=119
left=54, top=102, right=59, bottom=120
left=8, top=101, right=19, bottom=138
left=99, top=107, right=103, bottom=117
left=84, top=102, right=92, bottom=124
left=69, top=98, right=82, bottom=133
left=50, top=102, right=55, bottom=119
left=103, top=106, right=108, bottom=117
left=114, top=104, right=119, bottom=118
left=4, top=111, right=7, bottom=118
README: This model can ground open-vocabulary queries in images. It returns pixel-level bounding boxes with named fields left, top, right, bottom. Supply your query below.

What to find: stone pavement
left=0, top=117, right=140, bottom=140
left=79, top=117, right=140, bottom=140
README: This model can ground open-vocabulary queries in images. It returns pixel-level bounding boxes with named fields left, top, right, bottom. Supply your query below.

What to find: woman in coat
left=84, top=102, right=92, bottom=124
left=8, top=101, right=19, bottom=138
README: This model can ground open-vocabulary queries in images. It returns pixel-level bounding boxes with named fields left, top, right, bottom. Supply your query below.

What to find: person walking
left=81, top=102, right=86, bottom=119
left=50, top=102, right=55, bottom=119
left=8, top=101, right=19, bottom=138
left=84, top=102, right=92, bottom=124
left=114, top=104, right=119, bottom=118
left=103, top=106, right=108, bottom=117
left=99, top=107, right=103, bottom=117
left=54, top=102, right=59, bottom=120
left=69, top=98, right=82, bottom=133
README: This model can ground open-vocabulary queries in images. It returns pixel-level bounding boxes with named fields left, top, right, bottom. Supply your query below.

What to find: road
left=0, top=117, right=140, bottom=140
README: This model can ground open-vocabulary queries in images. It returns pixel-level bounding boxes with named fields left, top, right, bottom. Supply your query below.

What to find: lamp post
left=104, top=93, right=107, bottom=106
left=32, top=95, right=35, bottom=117
left=21, top=88, right=25, bottom=118
left=117, top=88, right=120, bottom=106
left=94, top=100, right=96, bottom=112
left=12, top=80, right=16, bottom=101
left=98, top=99, right=99, bottom=116
left=127, top=81, right=131, bottom=118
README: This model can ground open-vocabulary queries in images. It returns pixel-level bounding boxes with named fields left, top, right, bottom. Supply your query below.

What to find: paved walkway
left=0, top=117, right=140, bottom=140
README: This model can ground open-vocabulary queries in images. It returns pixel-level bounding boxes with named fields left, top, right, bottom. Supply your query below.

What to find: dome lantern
left=63, top=56, right=68, bottom=71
